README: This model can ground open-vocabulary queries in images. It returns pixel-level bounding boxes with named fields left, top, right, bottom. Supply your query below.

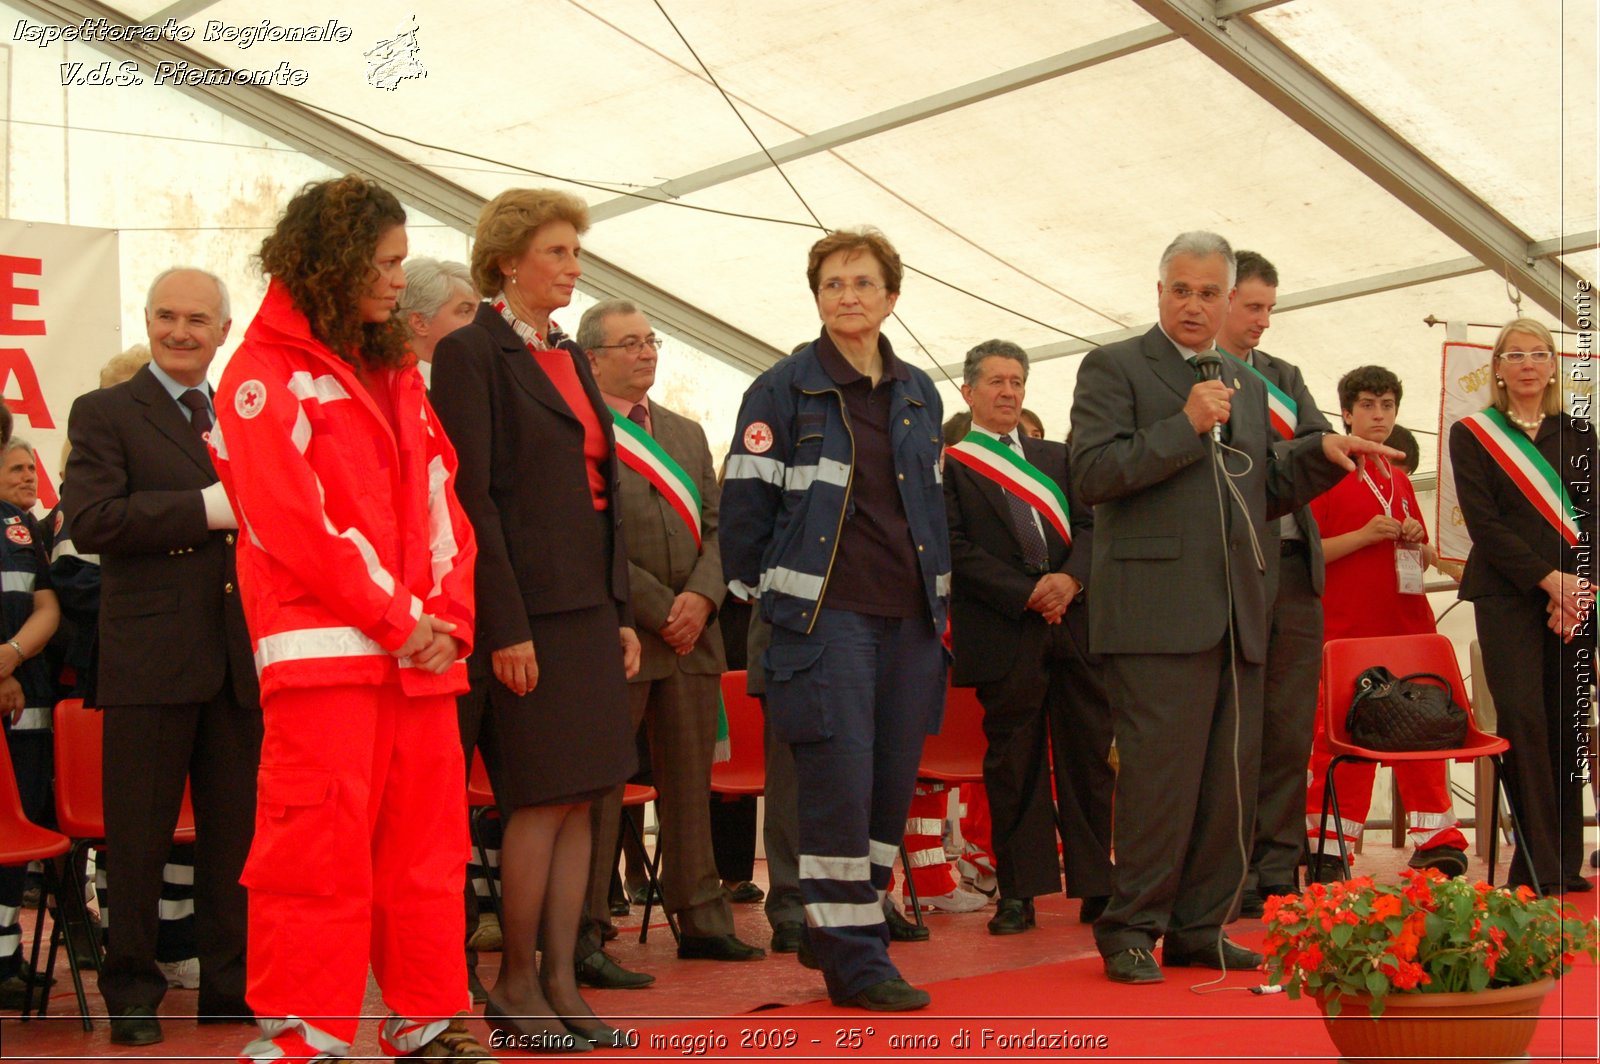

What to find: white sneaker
left=157, top=956, right=200, bottom=989
left=915, top=887, right=989, bottom=913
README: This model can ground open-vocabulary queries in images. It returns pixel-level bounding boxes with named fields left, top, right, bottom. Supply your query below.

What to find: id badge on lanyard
left=1361, top=460, right=1425, bottom=596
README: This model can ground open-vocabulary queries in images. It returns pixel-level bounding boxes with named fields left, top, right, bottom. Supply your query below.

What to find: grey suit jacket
left=617, top=401, right=727, bottom=681
left=1069, top=326, right=1341, bottom=663
left=1248, top=347, right=1332, bottom=597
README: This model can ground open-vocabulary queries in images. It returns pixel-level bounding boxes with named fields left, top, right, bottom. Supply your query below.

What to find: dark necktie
left=628, top=403, right=649, bottom=432
left=179, top=388, right=212, bottom=440
left=1000, top=434, right=1049, bottom=571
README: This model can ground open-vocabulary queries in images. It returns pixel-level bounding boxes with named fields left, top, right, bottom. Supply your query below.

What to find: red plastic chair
left=900, top=678, right=989, bottom=925
left=1316, top=635, right=1533, bottom=889
left=52, top=698, right=197, bottom=989
left=0, top=728, right=89, bottom=1025
left=712, top=671, right=765, bottom=796
left=620, top=783, right=678, bottom=944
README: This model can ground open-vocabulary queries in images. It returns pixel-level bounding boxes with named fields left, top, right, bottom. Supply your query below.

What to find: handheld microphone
left=1193, top=351, right=1224, bottom=444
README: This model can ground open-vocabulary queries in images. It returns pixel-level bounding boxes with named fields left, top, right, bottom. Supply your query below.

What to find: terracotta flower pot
left=1316, top=977, right=1555, bottom=1064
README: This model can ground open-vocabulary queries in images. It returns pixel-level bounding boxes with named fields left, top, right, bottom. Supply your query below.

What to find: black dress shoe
left=1409, top=844, right=1469, bottom=878
left=628, top=883, right=662, bottom=906
left=884, top=901, right=930, bottom=942
left=609, top=897, right=632, bottom=917
left=1163, top=936, right=1264, bottom=970
left=725, top=880, right=766, bottom=904
left=1077, top=895, right=1109, bottom=924
left=676, top=933, right=765, bottom=961
left=575, top=949, right=655, bottom=989
left=196, top=996, right=254, bottom=1024
left=840, top=977, right=930, bottom=1012
left=1563, top=874, right=1595, bottom=893
left=484, top=999, right=589, bottom=1054
left=987, top=897, right=1036, bottom=935
left=769, top=921, right=804, bottom=953
left=110, top=1005, right=164, bottom=1046
left=1102, top=947, right=1163, bottom=984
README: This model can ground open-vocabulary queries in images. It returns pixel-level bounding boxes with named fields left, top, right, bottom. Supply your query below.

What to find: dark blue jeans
left=764, top=608, right=944, bottom=1002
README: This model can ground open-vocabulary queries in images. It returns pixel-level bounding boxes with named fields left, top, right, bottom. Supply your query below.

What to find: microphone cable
left=1189, top=426, right=1270, bottom=997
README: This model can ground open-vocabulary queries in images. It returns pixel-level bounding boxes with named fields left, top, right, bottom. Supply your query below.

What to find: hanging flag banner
left=0, top=219, right=122, bottom=514
left=1435, top=340, right=1587, bottom=563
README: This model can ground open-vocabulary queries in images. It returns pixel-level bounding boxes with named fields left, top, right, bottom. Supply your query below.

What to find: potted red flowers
left=1264, top=869, right=1597, bottom=1062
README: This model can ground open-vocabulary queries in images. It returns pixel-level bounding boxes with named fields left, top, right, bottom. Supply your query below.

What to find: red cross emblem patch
left=742, top=421, right=774, bottom=454
left=235, top=380, right=267, bottom=420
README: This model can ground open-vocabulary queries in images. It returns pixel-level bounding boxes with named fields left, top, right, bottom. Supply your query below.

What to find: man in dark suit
left=63, top=268, right=261, bottom=1044
left=944, top=340, right=1112, bottom=935
left=1069, top=233, right=1392, bottom=984
left=579, top=300, right=762, bottom=962
left=1214, top=251, right=1333, bottom=913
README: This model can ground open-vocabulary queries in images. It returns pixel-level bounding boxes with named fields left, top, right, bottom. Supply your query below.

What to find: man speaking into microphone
left=1068, top=232, right=1396, bottom=985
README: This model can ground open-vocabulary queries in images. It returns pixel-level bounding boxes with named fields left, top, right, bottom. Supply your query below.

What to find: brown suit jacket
left=617, top=401, right=726, bottom=681
left=62, top=366, right=258, bottom=708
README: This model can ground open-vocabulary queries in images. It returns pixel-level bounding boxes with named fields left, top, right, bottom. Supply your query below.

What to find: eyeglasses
left=818, top=278, right=885, bottom=298
left=592, top=335, right=664, bottom=354
left=1499, top=350, right=1554, bottom=363
left=1166, top=284, right=1226, bottom=304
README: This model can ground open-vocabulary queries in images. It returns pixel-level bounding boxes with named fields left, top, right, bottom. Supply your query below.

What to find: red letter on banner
left=0, top=256, right=45, bottom=336
left=0, top=349, right=55, bottom=429
left=35, top=462, right=58, bottom=511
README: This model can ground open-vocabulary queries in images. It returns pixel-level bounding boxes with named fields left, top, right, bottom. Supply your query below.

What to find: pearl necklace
left=1506, top=410, right=1545, bottom=433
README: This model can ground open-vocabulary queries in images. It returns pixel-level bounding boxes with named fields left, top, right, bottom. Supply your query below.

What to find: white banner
left=0, top=219, right=121, bottom=514
left=1435, top=340, right=1587, bottom=562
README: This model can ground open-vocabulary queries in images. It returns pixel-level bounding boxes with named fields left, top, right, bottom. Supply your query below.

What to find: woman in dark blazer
left=1450, top=316, right=1595, bottom=895
left=431, top=188, right=639, bottom=1050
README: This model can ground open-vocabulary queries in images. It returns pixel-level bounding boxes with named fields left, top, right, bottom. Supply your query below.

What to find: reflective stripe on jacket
left=721, top=342, right=949, bottom=635
left=211, top=280, right=477, bottom=700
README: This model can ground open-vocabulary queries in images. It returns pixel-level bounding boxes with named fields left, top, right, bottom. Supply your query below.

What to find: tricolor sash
left=945, top=432, right=1070, bottom=544
left=713, top=692, right=730, bottom=764
left=1459, top=408, right=1580, bottom=546
left=611, top=411, right=704, bottom=549
left=1223, top=349, right=1298, bottom=439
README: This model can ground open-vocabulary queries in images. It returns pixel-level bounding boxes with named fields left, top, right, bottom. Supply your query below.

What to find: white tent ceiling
left=6, top=0, right=1596, bottom=478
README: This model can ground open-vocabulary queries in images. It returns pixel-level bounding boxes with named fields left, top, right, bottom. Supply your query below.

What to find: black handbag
left=1345, top=666, right=1469, bottom=751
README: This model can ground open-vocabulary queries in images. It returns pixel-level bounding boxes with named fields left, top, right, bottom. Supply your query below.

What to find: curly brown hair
left=259, top=175, right=409, bottom=368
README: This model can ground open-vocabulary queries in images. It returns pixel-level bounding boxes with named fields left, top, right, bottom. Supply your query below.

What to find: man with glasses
left=579, top=300, right=763, bottom=963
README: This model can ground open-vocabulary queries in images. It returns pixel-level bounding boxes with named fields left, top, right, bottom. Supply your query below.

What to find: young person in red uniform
left=1304, top=365, right=1469, bottom=879
left=211, top=176, right=489, bottom=1063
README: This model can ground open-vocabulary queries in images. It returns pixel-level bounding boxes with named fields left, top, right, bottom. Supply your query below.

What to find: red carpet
left=630, top=894, right=1599, bottom=1063
left=631, top=939, right=1596, bottom=1062
left=6, top=869, right=1595, bottom=1060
